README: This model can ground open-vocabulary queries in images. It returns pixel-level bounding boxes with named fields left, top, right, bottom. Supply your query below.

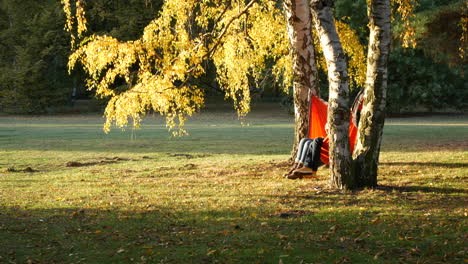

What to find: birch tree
left=352, top=0, right=392, bottom=187
left=310, top=0, right=353, bottom=189
left=310, top=0, right=393, bottom=188
left=284, top=0, right=320, bottom=158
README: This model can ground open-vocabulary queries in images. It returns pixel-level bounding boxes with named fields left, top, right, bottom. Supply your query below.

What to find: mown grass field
left=0, top=105, right=467, bottom=264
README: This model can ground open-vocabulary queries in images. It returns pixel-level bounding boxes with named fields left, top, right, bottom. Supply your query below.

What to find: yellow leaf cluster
left=212, top=0, right=290, bottom=117
left=336, top=21, right=366, bottom=88
left=75, top=0, right=87, bottom=36
left=313, top=21, right=366, bottom=89
left=61, top=0, right=73, bottom=33
left=459, top=1, right=468, bottom=59
left=64, top=0, right=292, bottom=133
left=392, top=0, right=418, bottom=48
left=62, top=0, right=87, bottom=47
left=61, top=0, right=75, bottom=46
left=68, top=0, right=207, bottom=134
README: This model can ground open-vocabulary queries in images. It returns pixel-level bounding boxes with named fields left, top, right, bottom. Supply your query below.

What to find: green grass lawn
left=0, top=107, right=467, bottom=264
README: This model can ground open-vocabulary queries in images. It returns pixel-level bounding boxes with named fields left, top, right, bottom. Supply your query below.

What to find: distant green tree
left=0, top=0, right=73, bottom=113
left=0, top=0, right=163, bottom=114
left=387, top=0, right=467, bottom=113
left=387, top=48, right=468, bottom=113
left=419, top=3, right=466, bottom=67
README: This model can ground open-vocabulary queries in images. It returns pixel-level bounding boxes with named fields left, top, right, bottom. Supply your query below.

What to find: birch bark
left=310, top=0, right=354, bottom=189
left=352, top=0, right=391, bottom=187
left=284, top=0, right=319, bottom=159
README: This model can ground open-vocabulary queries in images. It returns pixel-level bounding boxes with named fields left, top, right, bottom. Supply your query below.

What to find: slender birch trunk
left=284, top=0, right=319, bottom=160
left=310, top=0, right=354, bottom=189
left=352, top=0, right=391, bottom=187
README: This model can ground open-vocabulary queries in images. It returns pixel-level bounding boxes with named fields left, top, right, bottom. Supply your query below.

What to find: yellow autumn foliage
left=63, top=0, right=292, bottom=134
left=61, top=0, right=375, bottom=134
left=392, top=0, right=418, bottom=48
left=312, top=20, right=367, bottom=90
left=460, top=0, right=468, bottom=59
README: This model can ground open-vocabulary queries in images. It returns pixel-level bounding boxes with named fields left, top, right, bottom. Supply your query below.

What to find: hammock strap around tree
left=306, top=94, right=359, bottom=165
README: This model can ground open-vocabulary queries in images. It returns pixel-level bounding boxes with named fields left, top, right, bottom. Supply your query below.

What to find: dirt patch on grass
left=64, top=156, right=138, bottom=167
left=4, top=167, right=38, bottom=173
left=269, top=210, right=314, bottom=218
left=167, top=153, right=212, bottom=159
left=179, top=163, right=197, bottom=170
left=65, top=160, right=116, bottom=167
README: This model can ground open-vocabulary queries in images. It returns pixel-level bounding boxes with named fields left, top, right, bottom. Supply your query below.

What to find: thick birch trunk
left=352, top=0, right=391, bottom=187
left=284, top=0, right=319, bottom=160
left=310, top=0, right=354, bottom=189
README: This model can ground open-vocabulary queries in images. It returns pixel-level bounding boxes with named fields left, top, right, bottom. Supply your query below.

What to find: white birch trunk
left=352, top=0, right=391, bottom=187
left=284, top=0, right=319, bottom=160
left=310, top=0, right=354, bottom=189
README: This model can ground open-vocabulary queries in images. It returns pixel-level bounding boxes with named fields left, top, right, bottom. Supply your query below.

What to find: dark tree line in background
left=0, top=0, right=162, bottom=113
left=0, top=0, right=72, bottom=113
left=0, top=0, right=466, bottom=114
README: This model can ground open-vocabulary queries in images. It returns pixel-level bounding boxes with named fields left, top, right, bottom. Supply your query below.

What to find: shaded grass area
left=0, top=110, right=467, bottom=263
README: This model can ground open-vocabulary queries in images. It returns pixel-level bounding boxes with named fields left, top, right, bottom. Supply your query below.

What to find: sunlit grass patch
left=0, top=110, right=467, bottom=263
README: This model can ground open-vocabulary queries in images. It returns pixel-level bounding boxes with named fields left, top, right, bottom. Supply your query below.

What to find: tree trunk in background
left=352, top=0, right=391, bottom=187
left=284, top=0, right=319, bottom=160
left=311, top=0, right=354, bottom=189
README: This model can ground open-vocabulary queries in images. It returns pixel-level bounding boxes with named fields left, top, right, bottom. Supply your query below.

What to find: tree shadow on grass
left=260, top=180, right=467, bottom=215
left=0, top=205, right=465, bottom=264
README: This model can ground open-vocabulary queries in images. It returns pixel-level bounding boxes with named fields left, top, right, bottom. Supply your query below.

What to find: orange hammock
left=307, top=95, right=359, bottom=165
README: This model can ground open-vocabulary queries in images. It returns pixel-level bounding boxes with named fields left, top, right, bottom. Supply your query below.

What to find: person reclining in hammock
left=284, top=90, right=364, bottom=179
left=284, top=137, right=326, bottom=179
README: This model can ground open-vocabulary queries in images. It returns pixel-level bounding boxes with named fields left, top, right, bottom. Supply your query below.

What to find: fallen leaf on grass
left=71, top=210, right=85, bottom=217
left=339, top=236, right=350, bottom=242
left=329, top=225, right=339, bottom=232
left=277, top=234, right=288, bottom=240
left=374, top=250, right=386, bottom=260
left=26, top=258, right=37, bottom=264
left=143, top=249, right=153, bottom=255
left=206, top=249, right=218, bottom=256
